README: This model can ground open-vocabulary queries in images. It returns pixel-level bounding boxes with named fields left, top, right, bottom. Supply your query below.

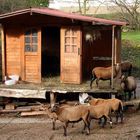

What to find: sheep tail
left=118, top=102, right=123, bottom=113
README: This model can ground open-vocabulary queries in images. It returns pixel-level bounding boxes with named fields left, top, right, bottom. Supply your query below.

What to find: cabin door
left=23, top=28, right=41, bottom=83
left=61, top=26, right=82, bottom=84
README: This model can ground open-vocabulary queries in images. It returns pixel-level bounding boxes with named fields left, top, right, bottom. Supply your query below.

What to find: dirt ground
left=0, top=111, right=140, bottom=140
left=0, top=80, right=139, bottom=140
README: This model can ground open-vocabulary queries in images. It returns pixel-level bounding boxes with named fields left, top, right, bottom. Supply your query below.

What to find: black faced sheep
left=121, top=61, right=132, bottom=76
left=90, top=63, right=121, bottom=89
left=121, top=75, right=137, bottom=100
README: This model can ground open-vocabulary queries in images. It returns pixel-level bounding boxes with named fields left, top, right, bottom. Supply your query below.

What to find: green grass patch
left=122, top=31, right=140, bottom=78
left=122, top=31, right=140, bottom=45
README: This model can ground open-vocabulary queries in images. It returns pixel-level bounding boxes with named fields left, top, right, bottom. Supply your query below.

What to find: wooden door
left=61, top=26, right=82, bottom=84
left=23, top=28, right=41, bottom=83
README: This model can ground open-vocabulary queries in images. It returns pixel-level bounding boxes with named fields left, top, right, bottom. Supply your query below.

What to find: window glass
left=24, top=29, right=38, bottom=52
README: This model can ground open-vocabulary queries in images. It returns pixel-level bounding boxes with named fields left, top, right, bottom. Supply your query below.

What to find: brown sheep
left=121, top=61, right=132, bottom=76
left=45, top=102, right=77, bottom=130
left=87, top=104, right=113, bottom=128
left=90, top=63, right=121, bottom=89
left=51, top=104, right=90, bottom=136
left=86, top=98, right=123, bottom=124
left=121, top=75, right=137, bottom=100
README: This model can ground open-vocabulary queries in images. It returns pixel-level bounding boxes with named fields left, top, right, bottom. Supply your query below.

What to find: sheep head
left=51, top=104, right=59, bottom=112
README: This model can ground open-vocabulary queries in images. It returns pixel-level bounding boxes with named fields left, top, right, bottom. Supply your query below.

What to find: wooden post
left=50, top=92, right=57, bottom=108
left=0, top=24, right=5, bottom=81
left=111, top=25, right=115, bottom=89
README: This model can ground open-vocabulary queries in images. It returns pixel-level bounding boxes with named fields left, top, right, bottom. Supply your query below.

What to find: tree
left=0, top=0, right=49, bottom=14
left=0, top=0, right=26, bottom=13
left=110, top=0, right=140, bottom=30
left=76, top=0, right=90, bottom=15
left=26, top=0, right=49, bottom=7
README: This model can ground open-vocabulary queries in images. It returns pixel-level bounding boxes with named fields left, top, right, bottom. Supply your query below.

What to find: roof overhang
left=0, top=7, right=127, bottom=26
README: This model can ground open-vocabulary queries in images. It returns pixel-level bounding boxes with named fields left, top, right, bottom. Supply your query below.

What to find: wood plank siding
left=23, top=28, right=41, bottom=83
left=61, top=26, right=82, bottom=84
left=82, top=28, right=112, bottom=78
left=5, top=27, right=22, bottom=77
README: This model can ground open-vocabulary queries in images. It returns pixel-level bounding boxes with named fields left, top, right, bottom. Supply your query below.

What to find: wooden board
left=23, top=28, right=41, bottom=83
left=61, top=26, right=82, bottom=84
left=5, top=27, right=22, bottom=77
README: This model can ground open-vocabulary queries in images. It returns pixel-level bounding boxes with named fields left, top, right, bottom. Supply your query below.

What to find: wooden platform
left=0, top=78, right=121, bottom=107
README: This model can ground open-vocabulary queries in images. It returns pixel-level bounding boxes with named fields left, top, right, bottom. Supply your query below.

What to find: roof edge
left=0, top=7, right=127, bottom=26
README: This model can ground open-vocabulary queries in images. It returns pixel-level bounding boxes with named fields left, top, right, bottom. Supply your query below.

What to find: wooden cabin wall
left=82, top=29, right=112, bottom=78
left=5, top=25, right=23, bottom=78
left=0, top=31, right=2, bottom=81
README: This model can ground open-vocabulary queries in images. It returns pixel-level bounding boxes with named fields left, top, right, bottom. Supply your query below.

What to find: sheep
left=41, top=105, right=58, bottom=130
left=45, top=102, right=78, bottom=130
left=90, top=63, right=121, bottom=89
left=51, top=104, right=90, bottom=136
left=121, top=75, right=137, bottom=100
left=121, top=61, right=132, bottom=76
left=85, top=98, right=123, bottom=124
left=87, top=104, right=113, bottom=128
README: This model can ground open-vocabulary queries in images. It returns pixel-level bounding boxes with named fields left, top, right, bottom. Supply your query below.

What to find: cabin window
left=64, top=29, right=77, bottom=53
left=24, top=28, right=38, bottom=52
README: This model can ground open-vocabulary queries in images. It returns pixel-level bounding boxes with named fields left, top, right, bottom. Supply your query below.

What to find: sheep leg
left=128, top=91, right=132, bottom=100
left=115, top=112, right=119, bottom=124
left=63, top=122, right=68, bottom=136
left=134, top=90, right=136, bottom=99
left=52, top=119, right=56, bottom=130
left=101, top=116, right=108, bottom=128
left=90, top=77, right=95, bottom=89
left=120, top=111, right=124, bottom=123
left=106, top=115, right=112, bottom=128
left=98, top=118, right=102, bottom=125
left=71, top=123, right=75, bottom=128
left=96, top=79, right=99, bottom=88
left=124, top=92, right=127, bottom=101
left=82, top=120, right=90, bottom=135
left=82, top=116, right=90, bottom=135
left=82, top=122, right=86, bottom=133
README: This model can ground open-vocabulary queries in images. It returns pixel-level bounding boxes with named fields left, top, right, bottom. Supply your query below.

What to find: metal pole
left=111, top=25, right=115, bottom=89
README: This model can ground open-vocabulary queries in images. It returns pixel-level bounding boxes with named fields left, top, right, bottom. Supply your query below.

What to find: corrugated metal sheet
left=0, top=7, right=127, bottom=26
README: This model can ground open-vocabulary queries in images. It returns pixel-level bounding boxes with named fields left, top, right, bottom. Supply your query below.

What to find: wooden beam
left=0, top=108, right=31, bottom=113
left=0, top=25, right=5, bottom=81
left=50, top=92, right=57, bottom=108
left=111, top=25, right=115, bottom=89
left=20, top=111, right=47, bottom=117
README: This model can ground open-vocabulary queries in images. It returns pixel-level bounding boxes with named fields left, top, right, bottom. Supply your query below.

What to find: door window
left=24, top=28, right=38, bottom=52
left=64, top=28, right=77, bottom=53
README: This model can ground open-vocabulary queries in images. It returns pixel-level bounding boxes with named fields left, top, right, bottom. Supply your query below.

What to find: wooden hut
left=0, top=8, right=127, bottom=85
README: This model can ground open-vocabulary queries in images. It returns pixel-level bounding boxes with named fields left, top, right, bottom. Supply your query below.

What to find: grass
left=122, top=31, right=140, bottom=45
left=122, top=31, right=140, bottom=78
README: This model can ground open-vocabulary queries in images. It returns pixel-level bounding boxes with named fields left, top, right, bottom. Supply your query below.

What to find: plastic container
left=9, top=75, right=19, bottom=81
left=5, top=79, right=17, bottom=85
